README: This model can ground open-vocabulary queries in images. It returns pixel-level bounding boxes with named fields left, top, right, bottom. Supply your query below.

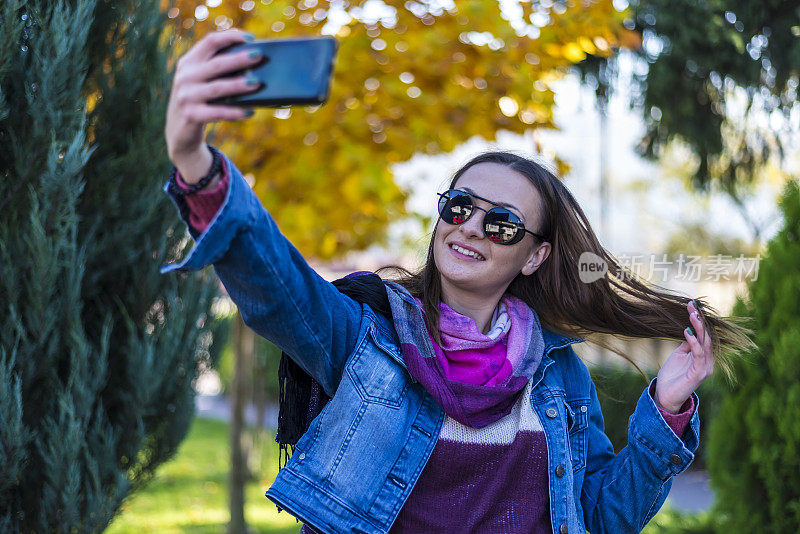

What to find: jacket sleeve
left=160, top=151, right=363, bottom=396
left=579, top=356, right=700, bottom=532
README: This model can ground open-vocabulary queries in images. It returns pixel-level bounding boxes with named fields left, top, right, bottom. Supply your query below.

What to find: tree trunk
left=597, top=89, right=610, bottom=366
left=229, top=312, right=254, bottom=534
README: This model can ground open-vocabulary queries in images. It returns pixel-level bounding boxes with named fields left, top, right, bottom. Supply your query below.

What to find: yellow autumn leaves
left=162, top=0, right=638, bottom=259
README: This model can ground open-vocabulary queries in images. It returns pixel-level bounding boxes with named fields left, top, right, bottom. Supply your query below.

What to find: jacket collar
left=542, top=327, right=585, bottom=354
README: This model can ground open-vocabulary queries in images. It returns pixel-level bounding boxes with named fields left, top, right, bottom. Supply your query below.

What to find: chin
left=435, top=249, right=490, bottom=289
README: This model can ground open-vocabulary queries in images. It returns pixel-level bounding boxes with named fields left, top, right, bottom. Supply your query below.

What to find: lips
left=448, top=242, right=486, bottom=261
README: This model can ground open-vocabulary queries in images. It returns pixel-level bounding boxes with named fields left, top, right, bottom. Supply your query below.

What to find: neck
left=439, top=281, right=505, bottom=334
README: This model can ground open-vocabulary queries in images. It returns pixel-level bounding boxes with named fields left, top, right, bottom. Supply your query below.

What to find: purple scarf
left=405, top=295, right=545, bottom=429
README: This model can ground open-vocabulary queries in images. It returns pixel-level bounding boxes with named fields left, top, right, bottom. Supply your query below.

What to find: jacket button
left=559, top=524, right=568, bottom=534
left=546, top=407, right=557, bottom=418
left=669, top=454, right=682, bottom=465
left=580, top=405, right=588, bottom=413
left=298, top=452, right=306, bottom=460
left=555, top=464, right=565, bottom=478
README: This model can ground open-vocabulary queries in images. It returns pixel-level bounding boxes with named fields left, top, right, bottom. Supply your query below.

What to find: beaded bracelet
left=167, top=145, right=222, bottom=196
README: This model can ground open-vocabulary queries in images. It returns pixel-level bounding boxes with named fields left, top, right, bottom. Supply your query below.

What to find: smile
left=449, top=243, right=486, bottom=261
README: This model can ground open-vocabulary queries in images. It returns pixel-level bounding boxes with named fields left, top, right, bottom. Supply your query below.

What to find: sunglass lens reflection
left=438, top=191, right=525, bottom=245
left=484, top=211, right=521, bottom=244
left=439, top=192, right=473, bottom=224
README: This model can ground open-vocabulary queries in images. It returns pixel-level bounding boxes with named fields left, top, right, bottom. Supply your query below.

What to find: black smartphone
left=211, top=36, right=338, bottom=107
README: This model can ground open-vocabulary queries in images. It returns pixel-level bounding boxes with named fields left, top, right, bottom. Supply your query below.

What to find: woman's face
left=433, top=162, right=551, bottom=298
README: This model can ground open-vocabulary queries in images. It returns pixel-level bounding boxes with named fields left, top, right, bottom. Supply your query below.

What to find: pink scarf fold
left=432, top=298, right=534, bottom=387
left=408, top=295, right=545, bottom=428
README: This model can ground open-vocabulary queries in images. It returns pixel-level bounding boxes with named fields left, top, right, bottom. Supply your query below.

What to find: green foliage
left=214, top=313, right=282, bottom=402
left=642, top=506, right=718, bottom=534
left=208, top=305, right=234, bottom=370
left=706, top=180, right=800, bottom=532
left=663, top=221, right=762, bottom=258
left=0, top=0, right=217, bottom=530
left=630, top=0, right=799, bottom=193
left=578, top=0, right=798, bottom=200
left=591, top=365, right=649, bottom=452
left=590, top=365, right=724, bottom=471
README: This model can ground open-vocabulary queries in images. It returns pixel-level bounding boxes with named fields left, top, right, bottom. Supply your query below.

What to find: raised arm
left=576, top=356, right=700, bottom=532
left=161, top=29, right=362, bottom=395
left=577, top=299, right=710, bottom=531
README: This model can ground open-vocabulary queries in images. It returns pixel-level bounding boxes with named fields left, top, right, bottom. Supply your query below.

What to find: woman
left=163, top=29, right=752, bottom=533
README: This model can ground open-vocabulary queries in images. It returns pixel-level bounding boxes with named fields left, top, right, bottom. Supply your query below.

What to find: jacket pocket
left=564, top=397, right=589, bottom=472
left=346, top=324, right=408, bottom=407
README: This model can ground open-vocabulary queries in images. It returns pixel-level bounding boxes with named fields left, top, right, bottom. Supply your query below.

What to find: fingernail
left=686, top=326, right=695, bottom=337
left=243, top=108, right=254, bottom=117
left=243, top=32, right=255, bottom=41
left=245, top=73, right=260, bottom=86
left=248, top=50, right=262, bottom=59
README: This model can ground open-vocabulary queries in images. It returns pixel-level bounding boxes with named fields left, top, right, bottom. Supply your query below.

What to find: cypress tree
left=0, top=0, right=216, bottom=530
left=707, top=179, right=800, bottom=532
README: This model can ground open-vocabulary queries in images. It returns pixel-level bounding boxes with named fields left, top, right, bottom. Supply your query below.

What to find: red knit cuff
left=175, top=157, right=230, bottom=233
left=650, top=380, right=695, bottom=439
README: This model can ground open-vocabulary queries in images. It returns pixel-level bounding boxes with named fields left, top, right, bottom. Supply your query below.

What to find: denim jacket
left=162, top=154, right=700, bottom=534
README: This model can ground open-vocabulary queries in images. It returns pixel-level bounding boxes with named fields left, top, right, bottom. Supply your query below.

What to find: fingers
left=687, top=301, right=706, bottom=343
left=687, top=299, right=715, bottom=376
left=176, top=27, right=261, bottom=85
left=190, top=75, right=262, bottom=103
left=184, top=28, right=252, bottom=63
left=684, top=326, right=703, bottom=359
left=689, top=310, right=706, bottom=347
left=183, top=103, right=255, bottom=123
left=167, top=28, right=260, bottom=141
left=178, top=49, right=262, bottom=87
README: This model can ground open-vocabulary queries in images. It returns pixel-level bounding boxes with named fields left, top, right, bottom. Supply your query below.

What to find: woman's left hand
left=654, top=300, right=715, bottom=413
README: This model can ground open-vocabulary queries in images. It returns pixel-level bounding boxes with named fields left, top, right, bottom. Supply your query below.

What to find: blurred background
left=2, top=0, right=798, bottom=532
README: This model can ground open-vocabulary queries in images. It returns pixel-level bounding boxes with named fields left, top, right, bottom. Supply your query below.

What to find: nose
left=458, top=206, right=485, bottom=240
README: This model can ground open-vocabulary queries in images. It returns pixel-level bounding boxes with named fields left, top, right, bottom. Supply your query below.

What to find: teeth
left=450, top=244, right=485, bottom=260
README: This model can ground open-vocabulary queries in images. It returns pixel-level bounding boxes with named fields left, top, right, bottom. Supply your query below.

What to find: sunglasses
left=436, top=189, right=546, bottom=245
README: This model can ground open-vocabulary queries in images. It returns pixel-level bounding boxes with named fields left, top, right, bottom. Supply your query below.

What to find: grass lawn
left=108, top=417, right=301, bottom=533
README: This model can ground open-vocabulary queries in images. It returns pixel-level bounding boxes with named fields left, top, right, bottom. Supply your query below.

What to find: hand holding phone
left=210, top=37, right=338, bottom=107
left=165, top=29, right=263, bottom=182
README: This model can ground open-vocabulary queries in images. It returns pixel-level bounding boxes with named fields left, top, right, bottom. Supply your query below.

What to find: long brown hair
left=380, top=151, right=755, bottom=382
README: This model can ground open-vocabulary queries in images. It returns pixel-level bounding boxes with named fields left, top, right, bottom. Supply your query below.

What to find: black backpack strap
left=276, top=272, right=391, bottom=469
